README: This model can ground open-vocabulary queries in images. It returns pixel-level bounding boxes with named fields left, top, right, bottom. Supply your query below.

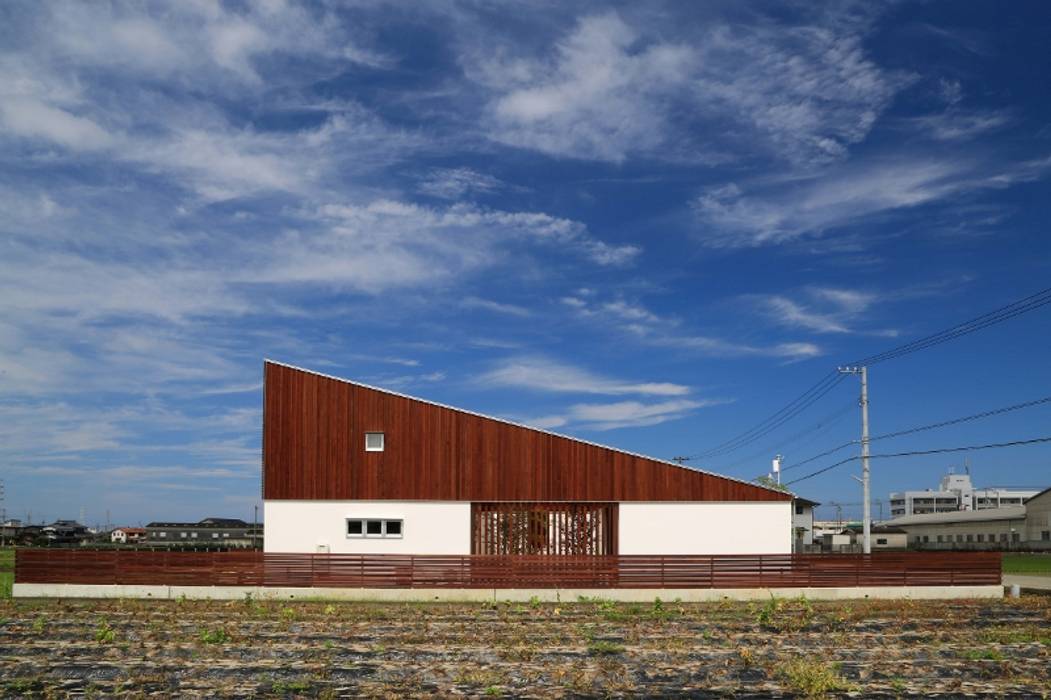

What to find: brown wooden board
left=262, top=361, right=791, bottom=502
left=15, top=549, right=1002, bottom=589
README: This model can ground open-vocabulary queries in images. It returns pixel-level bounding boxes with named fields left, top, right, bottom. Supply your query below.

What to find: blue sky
left=2, top=1, right=1050, bottom=527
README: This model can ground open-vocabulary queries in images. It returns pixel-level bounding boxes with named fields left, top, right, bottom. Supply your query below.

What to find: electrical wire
left=776, top=393, right=1051, bottom=476
left=848, top=285, right=1051, bottom=367
left=785, top=435, right=1051, bottom=486
left=723, top=400, right=857, bottom=473
left=693, top=372, right=846, bottom=462
left=689, top=285, right=1051, bottom=464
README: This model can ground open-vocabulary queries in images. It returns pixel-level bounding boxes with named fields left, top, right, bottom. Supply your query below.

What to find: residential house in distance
left=792, top=497, right=819, bottom=553
left=41, top=520, right=90, bottom=544
left=840, top=524, right=908, bottom=550
left=110, top=527, right=147, bottom=544
left=262, top=361, right=793, bottom=556
left=146, top=518, right=261, bottom=547
left=888, top=486, right=1051, bottom=550
left=889, top=471, right=1037, bottom=518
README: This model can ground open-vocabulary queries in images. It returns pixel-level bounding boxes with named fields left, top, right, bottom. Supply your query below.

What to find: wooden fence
left=15, top=550, right=1001, bottom=589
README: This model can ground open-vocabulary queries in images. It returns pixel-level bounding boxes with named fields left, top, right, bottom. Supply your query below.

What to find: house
left=145, top=517, right=262, bottom=547
left=41, top=520, right=90, bottom=544
left=841, top=524, right=908, bottom=550
left=110, top=527, right=147, bottom=544
left=792, top=497, right=820, bottom=553
left=262, top=361, right=793, bottom=555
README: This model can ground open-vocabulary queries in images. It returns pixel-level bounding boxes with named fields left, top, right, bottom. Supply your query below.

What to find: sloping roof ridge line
left=263, top=359, right=788, bottom=498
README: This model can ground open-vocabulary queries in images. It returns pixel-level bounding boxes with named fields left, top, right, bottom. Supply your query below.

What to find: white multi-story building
left=889, top=471, right=1038, bottom=518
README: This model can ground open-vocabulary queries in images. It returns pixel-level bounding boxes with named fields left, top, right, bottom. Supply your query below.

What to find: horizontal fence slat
left=16, top=550, right=1000, bottom=588
left=13, top=550, right=1002, bottom=589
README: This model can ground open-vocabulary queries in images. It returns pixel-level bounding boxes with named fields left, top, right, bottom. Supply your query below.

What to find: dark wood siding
left=262, top=361, right=790, bottom=503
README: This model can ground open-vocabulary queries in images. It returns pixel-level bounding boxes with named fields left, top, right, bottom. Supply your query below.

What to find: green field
left=1003, top=553, right=1051, bottom=576
left=0, top=548, right=12, bottom=599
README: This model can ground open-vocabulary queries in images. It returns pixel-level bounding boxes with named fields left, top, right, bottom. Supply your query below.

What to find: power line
left=690, top=284, right=1051, bottom=463
left=693, top=372, right=846, bottom=461
left=785, top=435, right=1051, bottom=486
left=723, top=399, right=856, bottom=472
left=777, top=393, right=1051, bottom=475
left=848, top=285, right=1051, bottom=367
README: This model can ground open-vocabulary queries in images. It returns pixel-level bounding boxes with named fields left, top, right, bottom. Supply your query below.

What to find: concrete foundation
left=13, top=583, right=1003, bottom=602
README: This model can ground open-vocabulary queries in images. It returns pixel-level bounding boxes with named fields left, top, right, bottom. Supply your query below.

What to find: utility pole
left=839, top=366, right=871, bottom=554
left=772, top=454, right=783, bottom=486
left=671, top=456, right=691, bottom=465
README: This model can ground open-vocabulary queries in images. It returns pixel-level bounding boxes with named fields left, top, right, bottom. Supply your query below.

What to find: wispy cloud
left=469, top=8, right=906, bottom=165
left=749, top=287, right=898, bottom=337
left=477, top=357, right=690, bottom=396
left=693, top=154, right=1051, bottom=248
left=461, top=296, right=533, bottom=317
left=525, top=398, right=720, bottom=431
left=418, top=167, right=506, bottom=200
left=561, top=295, right=823, bottom=361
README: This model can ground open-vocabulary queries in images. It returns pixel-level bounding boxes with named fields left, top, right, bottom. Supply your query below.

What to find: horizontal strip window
left=346, top=518, right=402, bottom=538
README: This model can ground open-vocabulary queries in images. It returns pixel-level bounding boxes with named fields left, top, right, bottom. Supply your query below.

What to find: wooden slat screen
left=471, top=503, right=617, bottom=556
left=263, top=361, right=792, bottom=502
left=15, top=550, right=1002, bottom=589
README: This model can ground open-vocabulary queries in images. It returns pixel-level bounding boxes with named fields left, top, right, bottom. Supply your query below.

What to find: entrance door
left=471, top=502, right=617, bottom=555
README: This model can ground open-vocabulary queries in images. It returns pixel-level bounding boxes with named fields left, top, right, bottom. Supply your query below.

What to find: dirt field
left=1, top=594, right=1050, bottom=698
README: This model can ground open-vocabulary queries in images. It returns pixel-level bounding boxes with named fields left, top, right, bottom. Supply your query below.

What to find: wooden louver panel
left=262, top=361, right=792, bottom=502
left=471, top=503, right=617, bottom=556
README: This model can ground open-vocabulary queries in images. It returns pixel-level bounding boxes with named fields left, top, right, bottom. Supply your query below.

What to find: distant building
left=840, top=524, right=908, bottom=550
left=110, top=527, right=147, bottom=544
left=792, top=497, right=819, bottom=553
left=888, top=486, right=1051, bottom=550
left=41, top=520, right=90, bottom=544
left=145, top=517, right=261, bottom=547
left=889, top=471, right=1038, bottom=518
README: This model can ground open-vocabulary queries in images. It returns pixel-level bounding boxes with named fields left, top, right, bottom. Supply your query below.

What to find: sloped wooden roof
left=262, top=361, right=790, bottom=502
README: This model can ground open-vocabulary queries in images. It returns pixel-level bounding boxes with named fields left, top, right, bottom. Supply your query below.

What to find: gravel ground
left=1, top=594, right=1050, bottom=698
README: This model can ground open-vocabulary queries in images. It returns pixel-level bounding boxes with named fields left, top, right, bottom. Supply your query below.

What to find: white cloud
left=0, top=97, right=113, bottom=150
left=258, top=199, right=637, bottom=293
left=477, top=357, right=690, bottom=396
left=562, top=294, right=823, bottom=361
left=418, top=167, right=505, bottom=200
left=749, top=286, right=902, bottom=337
left=694, top=155, right=1051, bottom=247
left=470, top=9, right=906, bottom=165
left=910, top=110, right=1011, bottom=142
left=461, top=296, right=533, bottom=317
left=482, top=13, right=693, bottom=162
left=526, top=398, right=716, bottom=431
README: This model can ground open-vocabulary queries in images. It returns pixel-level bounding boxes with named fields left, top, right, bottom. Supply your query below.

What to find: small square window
left=347, top=520, right=363, bottom=536
left=385, top=520, right=402, bottom=536
left=159, top=532, right=167, bottom=538
left=212, top=533, right=219, bottom=539
left=366, top=520, right=383, bottom=535
left=365, top=432, right=385, bottom=452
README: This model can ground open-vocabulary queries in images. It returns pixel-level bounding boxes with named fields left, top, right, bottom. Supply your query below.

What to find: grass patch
left=1003, top=553, right=1051, bottom=576
left=587, top=640, right=626, bottom=655
left=0, top=548, right=13, bottom=599
left=199, top=627, right=231, bottom=644
left=776, top=658, right=855, bottom=698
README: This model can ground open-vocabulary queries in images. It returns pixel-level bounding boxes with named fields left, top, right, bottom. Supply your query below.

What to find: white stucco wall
left=266, top=500, right=792, bottom=555
left=264, top=500, right=471, bottom=554
left=618, top=502, right=792, bottom=555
